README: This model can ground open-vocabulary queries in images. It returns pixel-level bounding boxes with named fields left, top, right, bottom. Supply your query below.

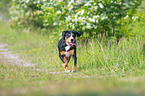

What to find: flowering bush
left=10, top=0, right=141, bottom=41
left=10, top=0, right=44, bottom=28
left=10, top=0, right=77, bottom=28
left=65, top=0, right=141, bottom=40
left=34, top=0, right=75, bottom=28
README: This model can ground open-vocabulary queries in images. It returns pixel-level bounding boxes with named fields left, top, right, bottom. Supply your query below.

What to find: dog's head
left=62, top=30, right=81, bottom=46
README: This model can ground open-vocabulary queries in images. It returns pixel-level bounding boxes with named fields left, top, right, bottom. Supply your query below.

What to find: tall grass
left=0, top=1, right=145, bottom=95
left=0, top=21, right=144, bottom=77
left=77, top=36, right=144, bottom=76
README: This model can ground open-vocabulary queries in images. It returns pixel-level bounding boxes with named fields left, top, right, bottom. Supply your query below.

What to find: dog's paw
left=72, top=70, right=76, bottom=72
left=65, top=69, right=70, bottom=73
left=61, top=64, right=66, bottom=68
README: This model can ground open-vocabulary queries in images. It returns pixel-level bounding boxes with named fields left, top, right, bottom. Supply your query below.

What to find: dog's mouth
left=69, top=42, right=77, bottom=46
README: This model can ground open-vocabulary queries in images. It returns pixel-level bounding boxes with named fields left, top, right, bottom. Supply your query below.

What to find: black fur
left=58, top=30, right=81, bottom=68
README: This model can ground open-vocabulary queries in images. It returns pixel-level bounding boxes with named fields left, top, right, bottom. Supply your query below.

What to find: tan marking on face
left=65, top=37, right=70, bottom=44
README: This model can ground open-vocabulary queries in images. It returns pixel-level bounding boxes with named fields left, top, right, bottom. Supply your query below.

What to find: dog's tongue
left=70, top=42, right=77, bottom=46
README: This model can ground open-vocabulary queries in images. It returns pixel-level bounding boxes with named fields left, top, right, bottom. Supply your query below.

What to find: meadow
left=0, top=1, right=145, bottom=96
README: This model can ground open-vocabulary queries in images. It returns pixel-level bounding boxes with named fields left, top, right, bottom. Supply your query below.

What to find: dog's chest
left=65, top=45, right=71, bottom=52
left=65, top=45, right=71, bottom=57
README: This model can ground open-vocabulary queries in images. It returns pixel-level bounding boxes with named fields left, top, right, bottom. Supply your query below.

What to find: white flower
left=93, top=25, right=97, bottom=29
left=132, top=16, right=138, bottom=21
left=69, top=23, right=72, bottom=25
left=93, top=15, right=100, bottom=19
left=72, top=24, right=75, bottom=29
left=81, top=22, right=84, bottom=25
left=18, top=22, right=20, bottom=25
left=96, top=20, right=98, bottom=23
left=45, top=20, right=48, bottom=22
left=94, top=6, right=98, bottom=10
left=102, top=16, right=105, bottom=20
left=124, top=15, right=129, bottom=19
left=75, top=11, right=81, bottom=22
left=82, top=26, right=85, bottom=30
left=37, top=0, right=40, bottom=3
left=66, top=16, right=72, bottom=21
left=53, top=22, right=57, bottom=26
left=81, top=10, right=85, bottom=15
left=88, top=18, right=95, bottom=22
left=70, top=0, right=74, bottom=2
left=43, top=23, right=49, bottom=26
left=68, top=5, right=73, bottom=11
left=78, top=17, right=82, bottom=20
left=68, top=0, right=74, bottom=6
left=84, top=1, right=93, bottom=6
left=33, top=1, right=37, bottom=4
left=26, top=0, right=29, bottom=3
left=56, top=11, right=61, bottom=14
left=86, top=23, right=91, bottom=29
left=72, top=19, right=75, bottom=22
left=99, top=3, right=104, bottom=8
left=116, top=13, right=119, bottom=15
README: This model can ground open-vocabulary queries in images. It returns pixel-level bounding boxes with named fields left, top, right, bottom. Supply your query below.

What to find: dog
left=58, top=30, right=81, bottom=72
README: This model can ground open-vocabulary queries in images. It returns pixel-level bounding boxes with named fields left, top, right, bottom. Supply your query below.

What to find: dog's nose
left=71, top=39, right=74, bottom=42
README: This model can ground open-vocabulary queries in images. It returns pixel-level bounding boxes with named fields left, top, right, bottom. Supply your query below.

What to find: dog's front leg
left=72, top=55, right=77, bottom=72
left=62, top=56, right=70, bottom=73
left=70, top=49, right=77, bottom=72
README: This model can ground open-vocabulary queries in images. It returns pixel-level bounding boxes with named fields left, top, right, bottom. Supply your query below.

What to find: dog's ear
left=62, top=30, right=69, bottom=40
left=73, top=31, right=81, bottom=37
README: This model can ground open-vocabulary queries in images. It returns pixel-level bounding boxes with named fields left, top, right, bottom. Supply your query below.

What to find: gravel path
left=0, top=43, right=35, bottom=67
left=0, top=43, right=69, bottom=75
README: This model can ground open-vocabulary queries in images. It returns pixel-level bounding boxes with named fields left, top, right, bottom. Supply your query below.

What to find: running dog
left=58, top=30, right=81, bottom=72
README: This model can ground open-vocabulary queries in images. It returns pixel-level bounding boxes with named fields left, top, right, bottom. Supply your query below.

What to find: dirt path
left=0, top=43, right=35, bottom=67
left=0, top=43, right=69, bottom=75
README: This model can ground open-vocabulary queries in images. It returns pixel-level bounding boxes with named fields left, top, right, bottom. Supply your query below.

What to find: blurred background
left=0, top=0, right=145, bottom=96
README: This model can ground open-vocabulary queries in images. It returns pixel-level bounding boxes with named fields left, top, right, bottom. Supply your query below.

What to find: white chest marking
left=65, top=45, right=71, bottom=52
left=65, top=45, right=71, bottom=57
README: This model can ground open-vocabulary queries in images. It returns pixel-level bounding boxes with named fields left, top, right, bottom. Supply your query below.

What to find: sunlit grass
left=0, top=1, right=145, bottom=95
left=1, top=62, right=145, bottom=96
left=0, top=19, right=144, bottom=76
left=0, top=19, right=145, bottom=95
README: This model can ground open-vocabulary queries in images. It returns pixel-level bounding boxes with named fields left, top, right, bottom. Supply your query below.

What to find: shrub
left=65, top=0, right=141, bottom=42
left=10, top=0, right=142, bottom=42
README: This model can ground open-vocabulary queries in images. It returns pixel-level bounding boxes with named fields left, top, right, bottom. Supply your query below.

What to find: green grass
left=0, top=21, right=144, bottom=77
left=1, top=62, right=145, bottom=96
left=0, top=1, right=145, bottom=95
left=0, top=22, right=145, bottom=95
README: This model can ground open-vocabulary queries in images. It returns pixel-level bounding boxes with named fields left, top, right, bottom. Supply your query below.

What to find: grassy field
left=0, top=1, right=145, bottom=96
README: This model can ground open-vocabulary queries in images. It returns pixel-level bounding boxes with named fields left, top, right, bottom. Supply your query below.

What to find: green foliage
left=10, top=0, right=142, bottom=41
left=0, top=0, right=11, bottom=20
left=65, top=0, right=142, bottom=41
left=0, top=21, right=144, bottom=77
left=10, top=0, right=43, bottom=28
left=34, top=0, right=75, bottom=28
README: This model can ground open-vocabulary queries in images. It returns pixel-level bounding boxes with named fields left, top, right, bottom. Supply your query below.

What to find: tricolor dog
left=58, top=30, right=81, bottom=72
